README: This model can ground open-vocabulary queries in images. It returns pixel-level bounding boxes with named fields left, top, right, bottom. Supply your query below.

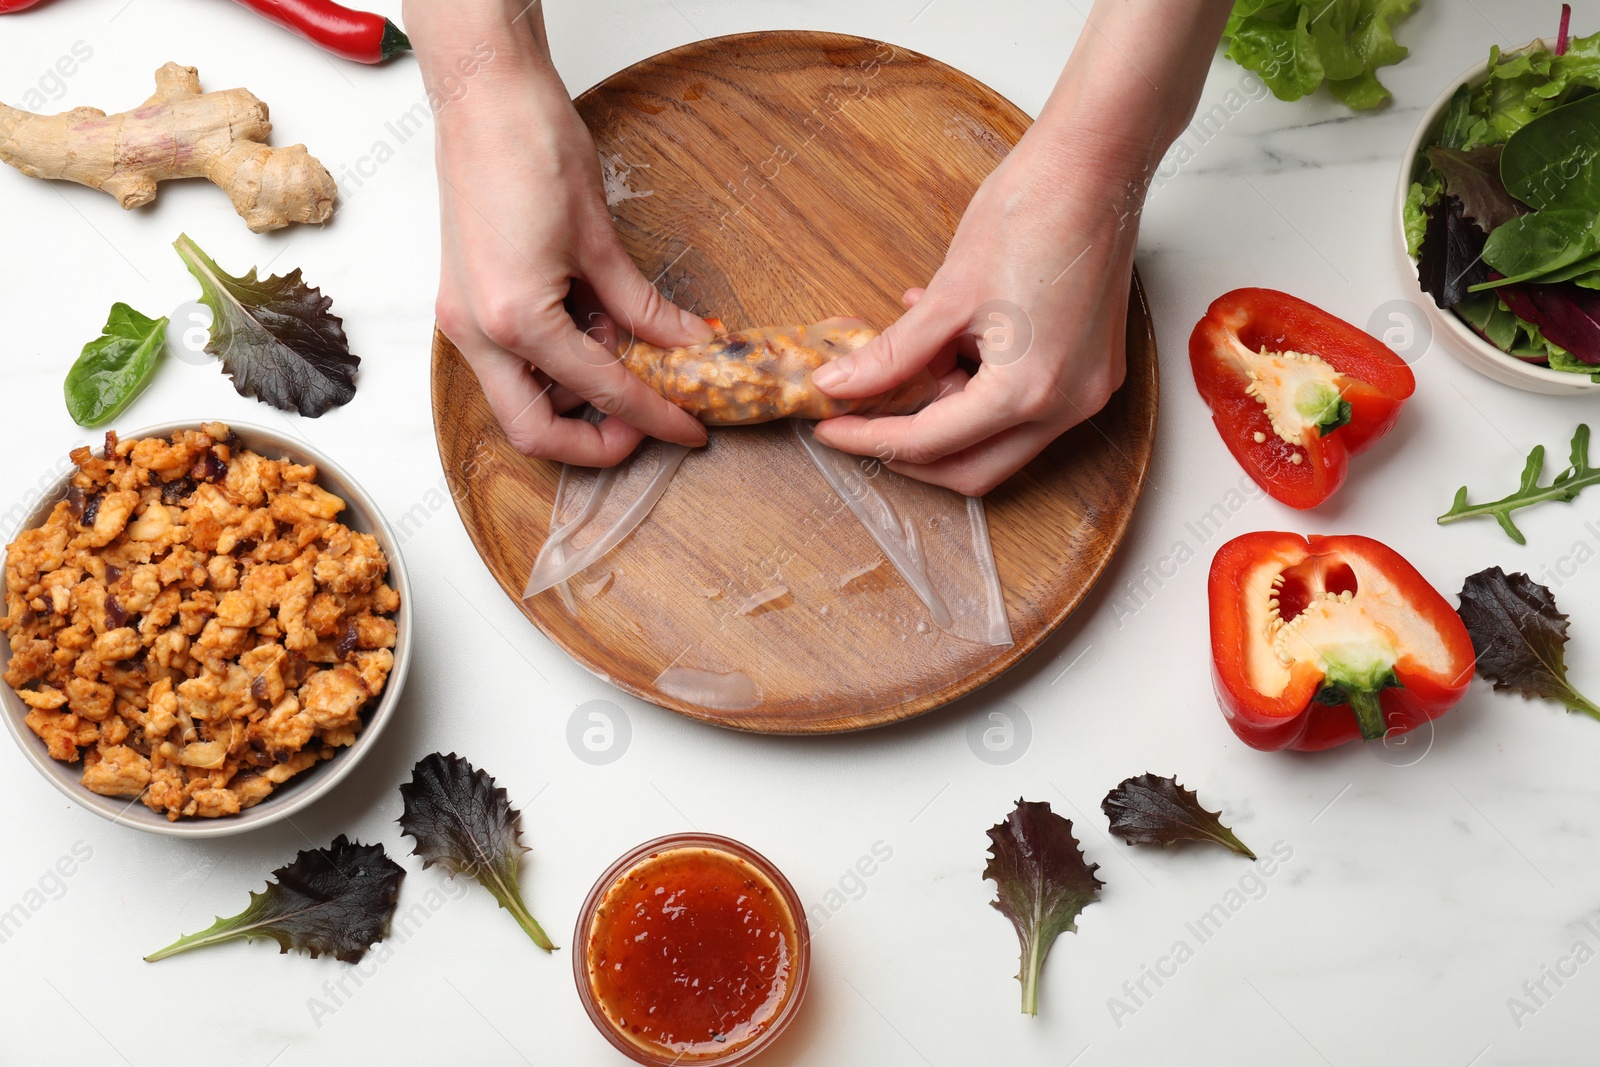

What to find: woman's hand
left=409, top=0, right=713, bottom=466
left=810, top=136, right=1139, bottom=496
left=812, top=0, right=1233, bottom=495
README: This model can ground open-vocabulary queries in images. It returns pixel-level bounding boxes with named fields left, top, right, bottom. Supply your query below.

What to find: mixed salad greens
left=1408, top=8, right=1600, bottom=380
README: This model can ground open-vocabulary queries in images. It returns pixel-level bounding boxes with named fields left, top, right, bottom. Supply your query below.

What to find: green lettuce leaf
left=63, top=303, right=169, bottom=427
left=1466, top=31, right=1600, bottom=148
left=1222, top=0, right=1418, bottom=110
left=1547, top=346, right=1600, bottom=380
left=1404, top=175, right=1442, bottom=258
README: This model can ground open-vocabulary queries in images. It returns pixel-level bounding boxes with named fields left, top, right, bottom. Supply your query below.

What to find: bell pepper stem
left=1347, top=687, right=1388, bottom=742
left=1314, top=659, right=1401, bottom=743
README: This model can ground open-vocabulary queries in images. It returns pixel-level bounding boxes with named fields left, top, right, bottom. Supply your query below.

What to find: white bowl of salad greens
left=1397, top=20, right=1600, bottom=394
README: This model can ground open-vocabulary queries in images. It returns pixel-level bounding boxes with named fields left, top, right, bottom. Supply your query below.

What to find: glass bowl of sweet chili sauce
left=575, top=834, right=810, bottom=1065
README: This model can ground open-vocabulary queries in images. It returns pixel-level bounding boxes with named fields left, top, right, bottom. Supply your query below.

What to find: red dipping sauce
left=575, top=835, right=809, bottom=1065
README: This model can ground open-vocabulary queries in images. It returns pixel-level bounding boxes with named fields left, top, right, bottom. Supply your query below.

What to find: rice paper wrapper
left=793, top=421, right=1012, bottom=648
left=522, top=435, right=690, bottom=602
left=522, top=418, right=1012, bottom=650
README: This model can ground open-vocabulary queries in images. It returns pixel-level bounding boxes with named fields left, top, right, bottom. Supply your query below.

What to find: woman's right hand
left=408, top=0, right=713, bottom=465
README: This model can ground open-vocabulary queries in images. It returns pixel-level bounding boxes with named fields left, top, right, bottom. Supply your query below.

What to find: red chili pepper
left=1190, top=288, right=1415, bottom=510
left=230, top=0, right=410, bottom=63
left=1208, top=532, right=1475, bottom=751
left=0, top=0, right=48, bottom=12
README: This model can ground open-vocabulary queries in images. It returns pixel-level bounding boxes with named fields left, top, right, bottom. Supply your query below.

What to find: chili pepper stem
left=381, top=20, right=411, bottom=59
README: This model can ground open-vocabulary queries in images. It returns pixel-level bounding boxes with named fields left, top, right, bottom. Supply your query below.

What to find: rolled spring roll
left=618, top=316, right=941, bottom=425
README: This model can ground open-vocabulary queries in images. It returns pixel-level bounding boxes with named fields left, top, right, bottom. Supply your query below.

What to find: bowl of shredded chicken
left=0, top=421, right=410, bottom=836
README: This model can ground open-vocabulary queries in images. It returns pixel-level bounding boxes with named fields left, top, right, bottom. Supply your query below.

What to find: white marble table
left=1, top=1, right=1594, bottom=1064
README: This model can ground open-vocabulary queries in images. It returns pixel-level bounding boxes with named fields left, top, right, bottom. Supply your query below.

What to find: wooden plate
left=431, top=31, right=1158, bottom=733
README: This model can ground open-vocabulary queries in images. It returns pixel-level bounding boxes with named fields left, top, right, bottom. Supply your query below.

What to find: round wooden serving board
left=431, top=31, right=1158, bottom=733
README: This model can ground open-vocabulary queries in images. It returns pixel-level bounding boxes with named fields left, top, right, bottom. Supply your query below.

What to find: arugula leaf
left=1458, top=568, right=1600, bottom=720
left=398, top=753, right=555, bottom=951
left=173, top=233, right=359, bottom=417
left=1222, top=0, right=1418, bottom=111
left=145, top=835, right=403, bottom=963
left=1425, top=146, right=1523, bottom=233
left=63, top=303, right=169, bottom=427
left=1439, top=425, right=1600, bottom=543
left=984, top=799, right=1102, bottom=1017
left=1101, top=774, right=1256, bottom=859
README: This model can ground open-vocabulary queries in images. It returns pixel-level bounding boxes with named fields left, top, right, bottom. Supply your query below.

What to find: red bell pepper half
left=1208, top=532, right=1475, bottom=751
left=1190, top=289, right=1415, bottom=510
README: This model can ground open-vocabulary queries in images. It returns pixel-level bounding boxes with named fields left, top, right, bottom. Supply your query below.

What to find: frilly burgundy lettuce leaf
left=174, top=233, right=359, bottom=417
left=1496, top=279, right=1600, bottom=364
left=1458, top=567, right=1600, bottom=720
left=1425, top=145, right=1524, bottom=232
left=398, top=752, right=556, bottom=951
left=1417, top=196, right=1489, bottom=309
left=984, top=798, right=1102, bottom=1016
left=144, top=835, right=403, bottom=963
left=1101, top=774, right=1256, bottom=859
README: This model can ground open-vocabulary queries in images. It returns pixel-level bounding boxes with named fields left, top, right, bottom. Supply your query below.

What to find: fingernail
left=682, top=312, right=716, bottom=344
left=813, top=357, right=853, bottom=390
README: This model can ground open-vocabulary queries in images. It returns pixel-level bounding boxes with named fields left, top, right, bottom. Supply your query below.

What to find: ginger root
left=0, top=63, right=335, bottom=233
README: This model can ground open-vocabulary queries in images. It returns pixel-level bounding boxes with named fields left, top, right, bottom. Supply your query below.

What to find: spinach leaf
left=1475, top=209, right=1600, bottom=288
left=174, top=233, right=359, bottom=417
left=1501, top=91, right=1600, bottom=213
left=63, top=303, right=169, bottom=427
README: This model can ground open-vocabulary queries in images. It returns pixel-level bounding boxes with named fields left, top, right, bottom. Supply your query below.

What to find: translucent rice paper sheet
left=522, top=435, right=690, bottom=603
left=793, top=421, right=1012, bottom=648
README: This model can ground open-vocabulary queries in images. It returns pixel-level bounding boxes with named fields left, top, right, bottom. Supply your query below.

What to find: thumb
left=813, top=292, right=963, bottom=399
left=584, top=239, right=715, bottom=348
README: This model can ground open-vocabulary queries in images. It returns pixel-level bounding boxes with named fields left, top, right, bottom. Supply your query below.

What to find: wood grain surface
left=430, top=31, right=1158, bottom=733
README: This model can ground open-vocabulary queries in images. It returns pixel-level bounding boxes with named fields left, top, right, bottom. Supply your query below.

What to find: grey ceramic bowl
left=0, top=421, right=412, bottom=838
